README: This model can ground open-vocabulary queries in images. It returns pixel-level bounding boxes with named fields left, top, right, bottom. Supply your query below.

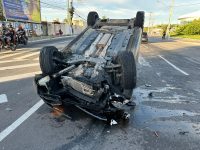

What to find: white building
left=178, top=11, right=200, bottom=24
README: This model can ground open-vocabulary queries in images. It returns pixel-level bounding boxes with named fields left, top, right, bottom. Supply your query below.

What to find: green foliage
left=102, top=16, right=108, bottom=19
left=143, top=27, right=148, bottom=32
left=157, top=24, right=168, bottom=32
left=174, top=19, right=200, bottom=35
left=156, top=24, right=177, bottom=34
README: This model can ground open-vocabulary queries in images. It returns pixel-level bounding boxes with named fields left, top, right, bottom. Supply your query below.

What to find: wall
left=0, top=21, right=43, bottom=36
left=0, top=21, right=85, bottom=36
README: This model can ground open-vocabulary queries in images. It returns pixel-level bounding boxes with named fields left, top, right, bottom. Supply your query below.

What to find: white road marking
left=0, top=63, right=38, bottom=71
left=141, top=44, right=148, bottom=49
left=0, top=59, right=28, bottom=64
left=0, top=51, right=29, bottom=60
left=0, top=71, right=41, bottom=83
left=0, top=100, right=44, bottom=142
left=0, top=94, right=8, bottom=104
left=33, top=57, right=39, bottom=61
left=159, top=55, right=189, bottom=76
left=0, top=51, right=17, bottom=55
left=14, top=52, right=40, bottom=60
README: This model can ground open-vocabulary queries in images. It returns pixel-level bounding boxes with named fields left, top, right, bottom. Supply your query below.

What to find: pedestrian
left=59, top=29, right=63, bottom=36
left=162, top=31, right=166, bottom=40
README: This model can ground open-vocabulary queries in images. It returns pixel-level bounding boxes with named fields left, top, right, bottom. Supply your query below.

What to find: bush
left=174, top=19, right=200, bottom=35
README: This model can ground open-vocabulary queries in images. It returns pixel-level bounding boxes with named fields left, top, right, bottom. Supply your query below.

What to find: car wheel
left=134, top=11, right=145, bottom=28
left=117, top=51, right=137, bottom=90
left=87, top=11, right=99, bottom=27
left=39, top=46, right=63, bottom=75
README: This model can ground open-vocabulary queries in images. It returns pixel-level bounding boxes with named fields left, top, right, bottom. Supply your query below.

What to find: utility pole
left=166, top=0, right=175, bottom=39
left=67, top=0, right=74, bottom=34
left=67, top=0, right=74, bottom=26
left=148, top=12, right=152, bottom=35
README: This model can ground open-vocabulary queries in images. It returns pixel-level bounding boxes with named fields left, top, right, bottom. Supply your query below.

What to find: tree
left=174, top=19, right=200, bottom=35
left=102, top=16, right=108, bottom=19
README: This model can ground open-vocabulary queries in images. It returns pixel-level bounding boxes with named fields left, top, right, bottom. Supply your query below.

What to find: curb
left=172, top=37, right=200, bottom=43
left=29, top=35, right=77, bottom=43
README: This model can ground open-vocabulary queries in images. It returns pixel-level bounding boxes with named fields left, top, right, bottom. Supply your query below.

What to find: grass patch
left=171, top=34, right=200, bottom=40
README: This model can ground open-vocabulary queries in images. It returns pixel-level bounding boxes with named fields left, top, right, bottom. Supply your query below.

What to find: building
left=178, top=10, right=200, bottom=24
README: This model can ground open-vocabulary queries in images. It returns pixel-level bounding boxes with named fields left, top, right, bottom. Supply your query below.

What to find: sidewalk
left=29, top=35, right=76, bottom=43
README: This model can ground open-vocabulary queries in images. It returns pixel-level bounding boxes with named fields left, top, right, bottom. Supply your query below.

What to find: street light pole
left=166, top=0, right=175, bottom=39
left=67, top=0, right=70, bottom=24
left=148, top=12, right=152, bottom=35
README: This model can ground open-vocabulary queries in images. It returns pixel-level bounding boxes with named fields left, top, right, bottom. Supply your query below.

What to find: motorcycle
left=16, top=31, right=28, bottom=45
left=0, top=36, right=3, bottom=51
left=0, top=34, right=17, bottom=51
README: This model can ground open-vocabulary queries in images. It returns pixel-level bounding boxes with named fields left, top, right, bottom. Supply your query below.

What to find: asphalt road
left=0, top=37, right=200, bottom=150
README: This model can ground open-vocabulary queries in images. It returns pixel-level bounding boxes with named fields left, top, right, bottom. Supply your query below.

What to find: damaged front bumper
left=34, top=74, right=135, bottom=123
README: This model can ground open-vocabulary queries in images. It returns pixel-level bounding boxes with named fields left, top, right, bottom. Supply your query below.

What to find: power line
left=40, top=1, right=67, bottom=10
left=157, top=0, right=200, bottom=8
left=41, top=1, right=86, bottom=21
left=74, top=11, right=86, bottom=21
left=174, top=2, right=200, bottom=7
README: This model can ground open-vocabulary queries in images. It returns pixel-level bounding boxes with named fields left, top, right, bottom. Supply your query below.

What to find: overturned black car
left=34, top=11, right=145, bottom=123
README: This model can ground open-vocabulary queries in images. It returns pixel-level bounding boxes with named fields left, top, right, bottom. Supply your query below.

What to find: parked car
left=34, top=11, right=145, bottom=123
left=142, top=32, right=148, bottom=43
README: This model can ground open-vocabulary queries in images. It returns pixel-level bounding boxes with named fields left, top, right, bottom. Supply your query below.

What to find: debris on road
left=110, top=119, right=118, bottom=126
left=0, top=94, right=8, bottom=104
left=51, top=106, right=72, bottom=119
left=148, top=92, right=153, bottom=98
left=145, top=84, right=152, bottom=87
left=51, top=106, right=64, bottom=118
left=154, top=131, right=159, bottom=137
left=51, top=106, right=71, bottom=119
left=5, top=107, right=13, bottom=111
left=179, top=131, right=189, bottom=135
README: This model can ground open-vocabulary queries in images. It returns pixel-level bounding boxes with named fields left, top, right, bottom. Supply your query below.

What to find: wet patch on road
left=131, top=85, right=200, bottom=137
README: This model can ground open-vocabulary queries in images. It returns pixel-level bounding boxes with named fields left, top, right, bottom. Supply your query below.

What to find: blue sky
left=41, top=0, right=200, bottom=25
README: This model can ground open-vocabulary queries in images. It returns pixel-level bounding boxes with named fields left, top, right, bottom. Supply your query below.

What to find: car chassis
left=34, top=11, right=145, bottom=123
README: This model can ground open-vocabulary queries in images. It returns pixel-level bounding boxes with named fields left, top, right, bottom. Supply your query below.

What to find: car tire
left=117, top=51, right=137, bottom=90
left=134, top=11, right=145, bottom=28
left=87, top=11, right=99, bottom=26
left=39, top=46, right=62, bottom=75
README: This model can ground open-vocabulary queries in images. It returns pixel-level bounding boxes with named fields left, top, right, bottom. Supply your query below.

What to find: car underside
left=34, top=11, right=145, bottom=123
